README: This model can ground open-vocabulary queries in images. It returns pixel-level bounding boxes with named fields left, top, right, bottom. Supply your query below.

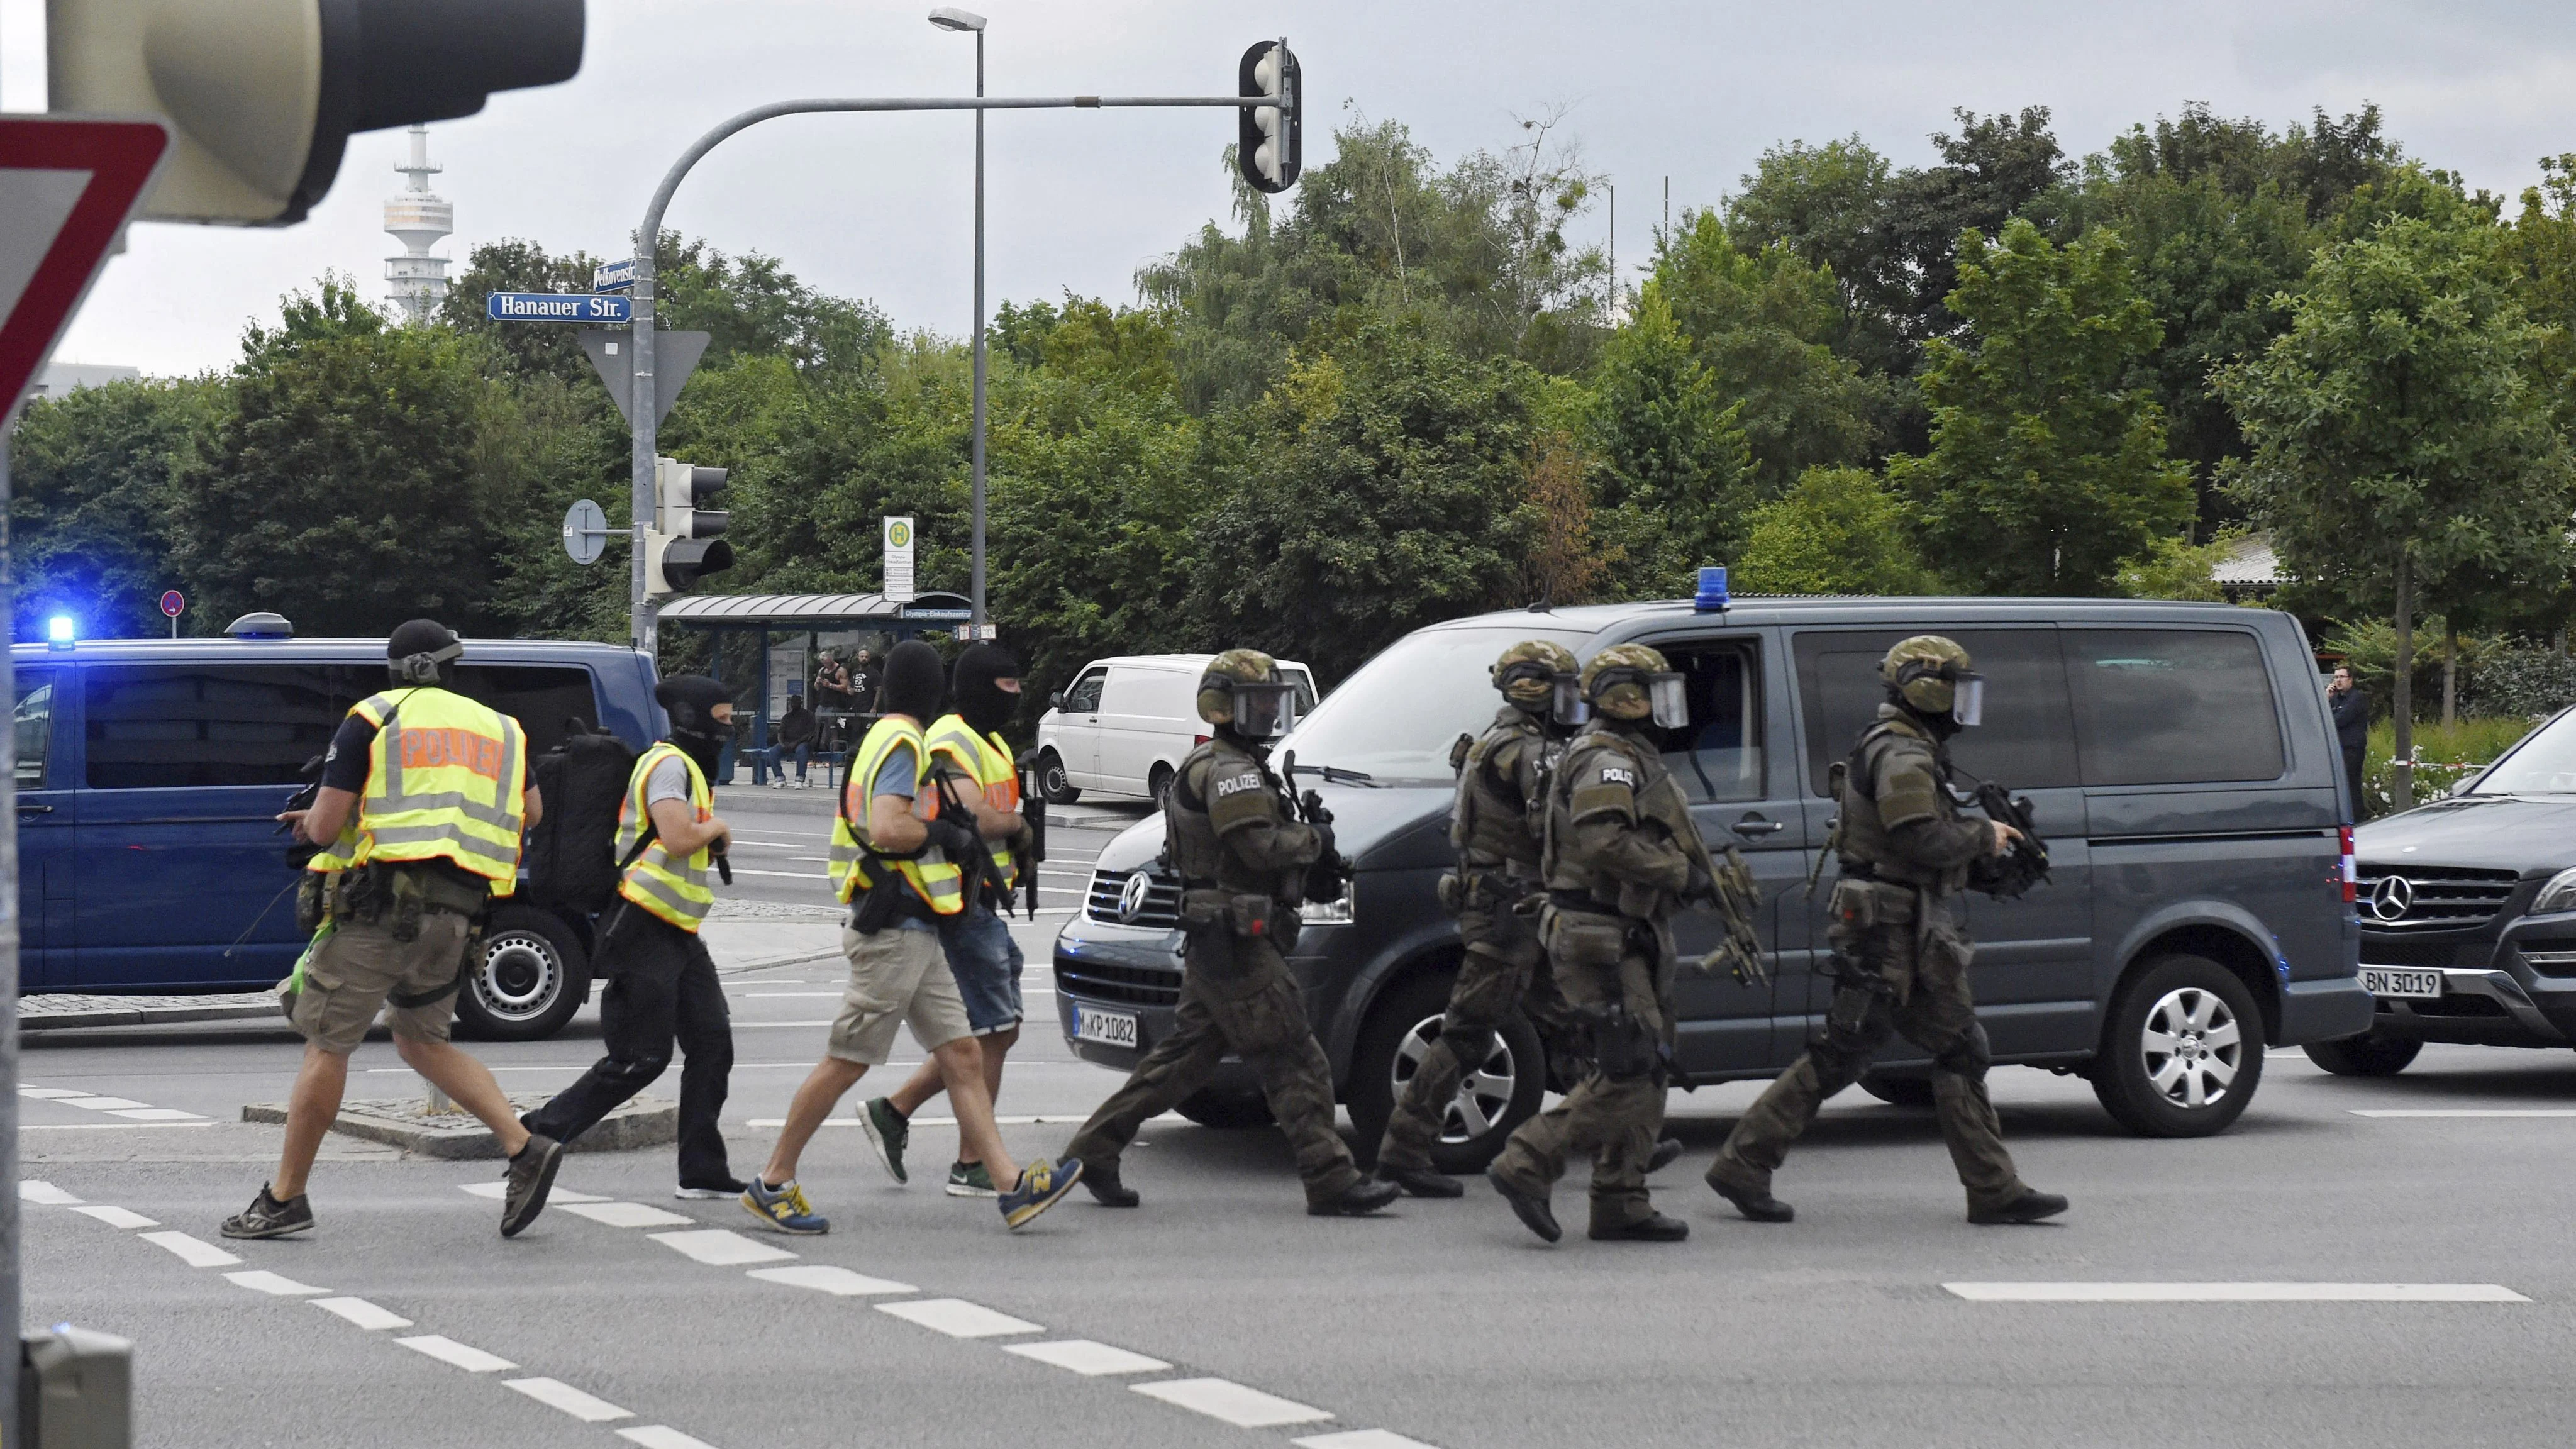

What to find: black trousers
left=2343, top=745, right=2368, bottom=816
left=524, top=906, right=735, bottom=1185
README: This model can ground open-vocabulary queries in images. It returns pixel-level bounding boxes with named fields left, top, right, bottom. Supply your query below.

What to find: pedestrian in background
left=228, top=621, right=557, bottom=1240
left=775, top=693, right=818, bottom=790
left=848, top=646, right=881, bottom=716
left=2330, top=665, right=2370, bottom=818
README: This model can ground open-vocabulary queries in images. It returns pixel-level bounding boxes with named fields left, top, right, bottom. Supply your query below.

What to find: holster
left=294, top=871, right=329, bottom=935
left=1576, top=1001, right=1660, bottom=1081
left=849, top=870, right=928, bottom=936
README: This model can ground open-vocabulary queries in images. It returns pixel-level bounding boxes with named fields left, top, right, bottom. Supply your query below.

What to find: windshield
left=1278, top=623, right=1594, bottom=783
left=2469, top=711, right=2576, bottom=794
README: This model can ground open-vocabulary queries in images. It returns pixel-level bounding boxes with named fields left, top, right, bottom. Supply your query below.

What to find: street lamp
left=930, top=7, right=990, bottom=637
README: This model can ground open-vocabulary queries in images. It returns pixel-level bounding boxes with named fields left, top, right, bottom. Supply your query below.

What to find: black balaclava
left=952, top=643, right=1022, bottom=736
left=880, top=640, right=947, bottom=723
left=657, top=675, right=733, bottom=779
left=387, top=618, right=462, bottom=689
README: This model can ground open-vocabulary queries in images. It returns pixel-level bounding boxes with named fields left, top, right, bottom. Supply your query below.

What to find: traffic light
left=1236, top=39, right=1301, bottom=194
left=45, top=0, right=585, bottom=225
left=645, top=456, right=733, bottom=597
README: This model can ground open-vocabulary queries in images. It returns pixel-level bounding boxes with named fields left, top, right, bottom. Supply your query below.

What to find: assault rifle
left=1957, top=769, right=2050, bottom=900
left=1015, top=745, right=1048, bottom=921
left=1277, top=750, right=1355, bottom=906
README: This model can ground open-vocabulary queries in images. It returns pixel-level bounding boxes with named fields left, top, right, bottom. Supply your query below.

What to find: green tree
left=1735, top=465, right=1933, bottom=595
left=1585, top=288, right=1753, bottom=591
left=1890, top=218, right=2192, bottom=594
left=2218, top=214, right=2575, bottom=806
left=8, top=377, right=221, bottom=640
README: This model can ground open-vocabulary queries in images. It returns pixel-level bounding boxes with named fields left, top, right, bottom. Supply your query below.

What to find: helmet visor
left=1949, top=673, right=1986, bottom=728
left=1230, top=680, right=1300, bottom=740
left=1648, top=672, right=1690, bottom=730
left=1552, top=672, right=1591, bottom=726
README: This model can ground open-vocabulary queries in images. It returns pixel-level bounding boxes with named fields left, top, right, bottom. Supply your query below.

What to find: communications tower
left=384, top=125, right=453, bottom=324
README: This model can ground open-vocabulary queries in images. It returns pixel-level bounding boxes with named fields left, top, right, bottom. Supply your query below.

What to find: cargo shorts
left=283, top=913, right=471, bottom=1054
left=826, top=923, right=975, bottom=1065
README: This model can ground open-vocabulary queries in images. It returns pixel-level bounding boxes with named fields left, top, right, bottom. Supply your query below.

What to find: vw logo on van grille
left=2370, top=875, right=2416, bottom=922
left=1116, top=871, right=1153, bottom=923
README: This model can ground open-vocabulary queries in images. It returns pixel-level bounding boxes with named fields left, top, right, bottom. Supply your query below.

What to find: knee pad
left=1932, top=1022, right=1992, bottom=1082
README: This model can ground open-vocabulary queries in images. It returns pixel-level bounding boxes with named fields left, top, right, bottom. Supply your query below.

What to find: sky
left=9, top=0, right=2576, bottom=378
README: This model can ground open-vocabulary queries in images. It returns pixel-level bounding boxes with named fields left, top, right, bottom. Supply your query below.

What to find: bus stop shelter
left=655, top=590, right=974, bottom=776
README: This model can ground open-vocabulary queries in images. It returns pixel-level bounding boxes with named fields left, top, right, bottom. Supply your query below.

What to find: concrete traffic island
left=240, top=1092, right=675, bottom=1160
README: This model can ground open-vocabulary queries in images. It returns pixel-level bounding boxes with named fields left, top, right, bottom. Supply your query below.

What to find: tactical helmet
left=1581, top=643, right=1688, bottom=726
left=1492, top=639, right=1579, bottom=711
left=1881, top=635, right=1984, bottom=725
left=1197, top=648, right=1299, bottom=739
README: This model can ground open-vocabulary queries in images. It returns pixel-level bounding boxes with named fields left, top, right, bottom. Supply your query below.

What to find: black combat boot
left=1591, top=1211, right=1689, bottom=1242
left=1968, top=1189, right=2068, bottom=1225
left=1081, top=1160, right=1140, bottom=1208
left=1378, top=1163, right=1465, bottom=1199
left=1704, top=1157, right=1795, bottom=1223
left=1646, top=1138, right=1684, bottom=1174
left=1309, top=1177, right=1401, bottom=1217
left=1487, top=1166, right=1561, bottom=1243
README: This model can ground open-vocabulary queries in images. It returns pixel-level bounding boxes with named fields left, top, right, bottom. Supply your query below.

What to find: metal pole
left=970, top=33, right=989, bottom=636
left=1, top=413, right=23, bottom=1444
left=631, top=236, right=658, bottom=659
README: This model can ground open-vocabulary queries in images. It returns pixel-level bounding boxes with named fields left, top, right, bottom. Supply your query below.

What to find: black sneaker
left=1081, top=1160, right=1140, bottom=1208
left=221, top=1185, right=313, bottom=1240
left=1307, top=1177, right=1401, bottom=1217
left=674, top=1175, right=749, bottom=1201
left=1968, top=1189, right=2069, bottom=1226
left=501, top=1133, right=565, bottom=1238
left=1590, top=1211, right=1689, bottom=1242
left=1487, top=1167, right=1561, bottom=1243
left=1378, top=1163, right=1465, bottom=1199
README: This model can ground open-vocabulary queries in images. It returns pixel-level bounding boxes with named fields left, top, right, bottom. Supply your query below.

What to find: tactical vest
left=1543, top=724, right=1702, bottom=919
left=307, top=687, right=525, bottom=896
left=615, top=743, right=716, bottom=931
left=924, top=714, right=1019, bottom=890
left=1166, top=739, right=1289, bottom=896
left=1833, top=713, right=1960, bottom=892
left=1452, top=707, right=1549, bottom=875
left=826, top=717, right=965, bottom=913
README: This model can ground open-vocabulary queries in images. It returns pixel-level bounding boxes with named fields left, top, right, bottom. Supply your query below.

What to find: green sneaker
left=945, top=1161, right=997, bottom=1198
left=860, top=1097, right=908, bottom=1185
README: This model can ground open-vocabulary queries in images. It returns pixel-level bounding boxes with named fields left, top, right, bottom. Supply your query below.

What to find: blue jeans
left=938, top=906, right=1025, bottom=1035
left=790, top=741, right=811, bottom=782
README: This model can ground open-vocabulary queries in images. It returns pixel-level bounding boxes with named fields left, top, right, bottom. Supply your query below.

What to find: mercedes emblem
left=2369, top=874, right=2415, bottom=922
left=1116, top=871, right=1153, bottom=923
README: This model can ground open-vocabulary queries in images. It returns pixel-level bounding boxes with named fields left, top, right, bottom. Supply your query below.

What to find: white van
left=1035, top=653, right=1319, bottom=803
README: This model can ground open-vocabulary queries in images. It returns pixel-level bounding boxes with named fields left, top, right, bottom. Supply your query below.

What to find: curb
left=241, top=1093, right=677, bottom=1160
left=22, top=994, right=281, bottom=1032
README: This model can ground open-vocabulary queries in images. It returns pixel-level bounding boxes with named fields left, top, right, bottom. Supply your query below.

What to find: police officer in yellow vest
left=858, top=644, right=1040, bottom=1199
left=226, top=621, right=555, bottom=1240
left=523, top=676, right=744, bottom=1200
left=747, top=640, right=1082, bottom=1234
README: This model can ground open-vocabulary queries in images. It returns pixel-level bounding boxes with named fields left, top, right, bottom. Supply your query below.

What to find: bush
left=2360, top=716, right=2541, bottom=815
left=2466, top=645, right=2576, bottom=719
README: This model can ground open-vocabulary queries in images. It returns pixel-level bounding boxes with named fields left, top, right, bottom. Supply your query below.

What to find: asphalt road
left=16, top=790, right=2576, bottom=1448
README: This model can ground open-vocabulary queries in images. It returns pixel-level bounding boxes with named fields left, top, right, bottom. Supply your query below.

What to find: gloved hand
left=1685, top=857, right=1718, bottom=904
left=924, top=818, right=981, bottom=858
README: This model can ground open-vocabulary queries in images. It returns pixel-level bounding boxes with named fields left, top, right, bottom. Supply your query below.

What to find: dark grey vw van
left=1052, top=596, right=2371, bottom=1165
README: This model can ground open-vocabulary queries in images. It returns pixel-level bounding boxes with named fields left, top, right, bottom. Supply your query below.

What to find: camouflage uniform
left=1064, top=731, right=1362, bottom=1206
left=1376, top=700, right=1575, bottom=1175
left=1711, top=647, right=2035, bottom=1219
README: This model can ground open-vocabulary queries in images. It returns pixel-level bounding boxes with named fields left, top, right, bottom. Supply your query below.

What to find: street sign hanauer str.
left=487, top=292, right=630, bottom=323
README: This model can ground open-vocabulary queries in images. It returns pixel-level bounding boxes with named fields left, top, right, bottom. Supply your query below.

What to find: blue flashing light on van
left=11, top=619, right=662, bottom=1040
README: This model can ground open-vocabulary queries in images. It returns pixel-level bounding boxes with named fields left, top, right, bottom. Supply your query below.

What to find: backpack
left=522, top=721, right=639, bottom=913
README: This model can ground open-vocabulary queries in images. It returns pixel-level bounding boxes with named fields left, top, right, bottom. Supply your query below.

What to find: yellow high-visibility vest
left=924, top=713, right=1019, bottom=891
left=616, top=742, right=715, bottom=931
left=827, top=716, right=964, bottom=914
left=306, top=687, right=525, bottom=896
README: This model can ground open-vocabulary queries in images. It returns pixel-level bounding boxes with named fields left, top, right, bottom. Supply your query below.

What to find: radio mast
left=384, top=125, right=453, bottom=324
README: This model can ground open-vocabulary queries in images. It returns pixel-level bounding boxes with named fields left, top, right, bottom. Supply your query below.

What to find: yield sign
left=0, top=118, right=170, bottom=419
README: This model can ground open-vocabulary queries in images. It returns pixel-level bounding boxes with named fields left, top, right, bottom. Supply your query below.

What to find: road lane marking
left=21, top=1122, right=214, bottom=1132
left=1133, top=1378, right=1333, bottom=1428
left=108, top=1108, right=204, bottom=1121
left=67, top=1205, right=157, bottom=1229
left=458, top=1182, right=608, bottom=1204
left=18, top=1181, right=81, bottom=1204
left=618, top=1429, right=721, bottom=1449
left=1005, top=1340, right=1171, bottom=1375
left=505, top=1377, right=631, bottom=1423
left=59, top=1097, right=148, bottom=1111
left=310, top=1297, right=412, bottom=1331
left=649, top=1229, right=797, bottom=1265
left=396, top=1335, right=518, bottom=1372
left=137, top=1231, right=240, bottom=1268
left=730, top=1021, right=838, bottom=1030
left=1296, top=1433, right=1443, bottom=1449
left=1943, top=1282, right=2531, bottom=1302
left=2348, top=1109, right=2576, bottom=1118
left=875, top=1298, right=1042, bottom=1338
left=746, top=1265, right=916, bottom=1296
left=18, top=1087, right=92, bottom=1099
left=737, top=992, right=842, bottom=998
left=560, top=1202, right=695, bottom=1229
left=225, top=1270, right=328, bottom=1297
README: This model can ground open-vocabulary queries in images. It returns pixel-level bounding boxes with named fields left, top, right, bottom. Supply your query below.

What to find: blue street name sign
left=592, top=258, right=636, bottom=292
left=488, top=292, right=630, bottom=322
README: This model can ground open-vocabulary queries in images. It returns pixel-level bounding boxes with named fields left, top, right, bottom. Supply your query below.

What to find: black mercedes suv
left=1055, top=595, right=2372, bottom=1167
left=2321, top=706, right=2576, bottom=1075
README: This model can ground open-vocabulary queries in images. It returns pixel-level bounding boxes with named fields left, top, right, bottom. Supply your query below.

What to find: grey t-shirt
left=866, top=741, right=935, bottom=931
left=645, top=753, right=694, bottom=808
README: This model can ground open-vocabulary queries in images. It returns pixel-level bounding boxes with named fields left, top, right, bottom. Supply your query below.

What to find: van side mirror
left=1049, top=691, right=1065, bottom=709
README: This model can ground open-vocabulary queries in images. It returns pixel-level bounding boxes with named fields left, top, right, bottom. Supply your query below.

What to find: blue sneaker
left=740, top=1177, right=830, bottom=1235
left=999, top=1157, right=1083, bottom=1231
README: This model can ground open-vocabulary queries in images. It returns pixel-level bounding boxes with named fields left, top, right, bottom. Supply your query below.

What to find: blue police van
left=11, top=617, right=661, bottom=1040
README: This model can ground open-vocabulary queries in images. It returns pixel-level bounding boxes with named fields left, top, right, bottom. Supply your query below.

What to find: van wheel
left=454, top=904, right=590, bottom=1043
left=1174, top=1087, right=1273, bottom=1129
left=1038, top=749, right=1080, bottom=805
left=2091, top=953, right=2264, bottom=1138
left=1346, top=969, right=1545, bottom=1173
left=1146, top=762, right=1174, bottom=804
left=1858, top=1071, right=1935, bottom=1107
left=2304, top=1030, right=2423, bottom=1077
